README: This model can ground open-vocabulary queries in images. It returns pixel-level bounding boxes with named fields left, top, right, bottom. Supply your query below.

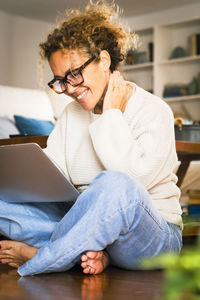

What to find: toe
left=0, top=240, right=13, bottom=250
left=89, top=267, right=95, bottom=274
left=81, top=262, right=87, bottom=269
left=96, top=251, right=103, bottom=259
left=85, top=258, right=100, bottom=270
left=0, top=252, right=11, bottom=260
left=86, top=251, right=103, bottom=259
left=81, top=254, right=88, bottom=262
left=1, top=258, right=13, bottom=264
left=8, top=263, right=19, bottom=268
left=83, top=266, right=90, bottom=274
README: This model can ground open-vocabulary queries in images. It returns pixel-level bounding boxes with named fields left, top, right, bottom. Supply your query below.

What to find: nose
left=65, top=83, right=78, bottom=95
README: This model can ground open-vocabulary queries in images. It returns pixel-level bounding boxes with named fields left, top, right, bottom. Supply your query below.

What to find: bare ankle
left=102, top=251, right=109, bottom=269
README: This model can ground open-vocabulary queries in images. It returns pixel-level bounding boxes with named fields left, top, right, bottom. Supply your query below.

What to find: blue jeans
left=0, top=171, right=182, bottom=276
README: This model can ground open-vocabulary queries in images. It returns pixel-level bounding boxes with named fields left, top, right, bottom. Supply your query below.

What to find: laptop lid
left=0, top=143, right=79, bottom=203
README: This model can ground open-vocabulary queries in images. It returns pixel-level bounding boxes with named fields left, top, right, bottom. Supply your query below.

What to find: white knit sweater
left=45, top=82, right=182, bottom=226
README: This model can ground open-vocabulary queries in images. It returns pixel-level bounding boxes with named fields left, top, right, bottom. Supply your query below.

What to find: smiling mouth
left=77, top=89, right=88, bottom=101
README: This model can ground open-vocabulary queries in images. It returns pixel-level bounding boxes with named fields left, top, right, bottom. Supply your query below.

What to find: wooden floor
left=0, top=237, right=197, bottom=300
left=0, top=264, right=165, bottom=300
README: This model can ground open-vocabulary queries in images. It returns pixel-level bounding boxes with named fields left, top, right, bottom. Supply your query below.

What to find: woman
left=0, top=1, right=182, bottom=276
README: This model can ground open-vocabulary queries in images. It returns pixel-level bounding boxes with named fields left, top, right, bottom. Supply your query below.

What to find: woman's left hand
left=103, top=71, right=128, bottom=113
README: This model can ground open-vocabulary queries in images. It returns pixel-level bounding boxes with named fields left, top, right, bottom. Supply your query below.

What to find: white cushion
left=0, top=85, right=54, bottom=122
left=0, top=116, right=20, bottom=138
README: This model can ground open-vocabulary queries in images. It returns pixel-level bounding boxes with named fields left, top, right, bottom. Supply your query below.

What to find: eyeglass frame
left=48, top=56, right=96, bottom=94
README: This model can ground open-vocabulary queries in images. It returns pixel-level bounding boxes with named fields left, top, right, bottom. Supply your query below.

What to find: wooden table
left=176, top=140, right=200, bottom=187
left=0, top=135, right=48, bottom=148
left=176, top=141, right=200, bottom=239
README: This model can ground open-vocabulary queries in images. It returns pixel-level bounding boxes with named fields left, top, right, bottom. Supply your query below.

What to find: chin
left=79, top=96, right=101, bottom=112
left=80, top=102, right=94, bottom=112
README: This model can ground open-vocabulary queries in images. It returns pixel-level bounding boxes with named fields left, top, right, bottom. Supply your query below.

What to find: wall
left=0, top=1, right=200, bottom=90
left=0, top=12, right=70, bottom=117
left=0, top=10, right=12, bottom=86
left=11, top=15, right=53, bottom=89
left=0, top=11, right=53, bottom=90
left=126, top=1, right=200, bottom=30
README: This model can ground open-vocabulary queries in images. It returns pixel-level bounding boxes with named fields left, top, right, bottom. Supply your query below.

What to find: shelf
left=122, top=17, right=200, bottom=120
left=161, top=17, right=200, bottom=30
left=164, top=94, right=200, bottom=102
left=122, top=62, right=153, bottom=71
left=157, top=55, right=200, bottom=65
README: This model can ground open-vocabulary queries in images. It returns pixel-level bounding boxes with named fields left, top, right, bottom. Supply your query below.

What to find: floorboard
left=0, top=264, right=164, bottom=300
left=0, top=234, right=197, bottom=299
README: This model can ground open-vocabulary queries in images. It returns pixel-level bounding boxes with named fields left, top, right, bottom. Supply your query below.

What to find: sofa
left=0, top=84, right=72, bottom=140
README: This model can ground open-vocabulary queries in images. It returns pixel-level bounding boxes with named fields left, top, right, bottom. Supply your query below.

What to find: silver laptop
left=0, top=143, right=79, bottom=203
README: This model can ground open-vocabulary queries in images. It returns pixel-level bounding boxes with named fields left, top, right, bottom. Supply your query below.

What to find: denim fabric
left=0, top=171, right=182, bottom=276
left=0, top=201, right=69, bottom=248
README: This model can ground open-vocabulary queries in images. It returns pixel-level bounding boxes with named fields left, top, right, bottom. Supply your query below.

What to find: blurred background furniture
left=176, top=140, right=200, bottom=187
left=0, top=84, right=71, bottom=140
left=176, top=140, right=200, bottom=243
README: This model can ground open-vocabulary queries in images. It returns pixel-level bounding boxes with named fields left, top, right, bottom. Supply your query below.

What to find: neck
left=93, top=83, right=133, bottom=115
left=93, top=87, right=107, bottom=114
left=93, top=100, right=104, bottom=114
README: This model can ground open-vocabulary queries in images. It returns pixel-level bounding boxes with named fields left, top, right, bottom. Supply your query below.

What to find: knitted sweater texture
left=45, top=83, right=182, bottom=226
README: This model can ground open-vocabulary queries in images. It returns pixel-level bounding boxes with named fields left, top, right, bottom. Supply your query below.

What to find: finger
left=108, top=73, right=115, bottom=91
left=118, top=73, right=126, bottom=87
left=112, top=70, right=120, bottom=77
left=112, top=71, right=120, bottom=89
left=113, top=72, right=125, bottom=90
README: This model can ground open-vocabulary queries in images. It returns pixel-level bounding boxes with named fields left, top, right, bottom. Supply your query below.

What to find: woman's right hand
left=103, top=71, right=128, bottom=113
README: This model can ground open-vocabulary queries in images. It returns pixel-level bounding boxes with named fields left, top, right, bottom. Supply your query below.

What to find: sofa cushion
left=14, top=115, right=54, bottom=136
left=0, top=85, right=55, bottom=122
left=0, top=116, right=20, bottom=138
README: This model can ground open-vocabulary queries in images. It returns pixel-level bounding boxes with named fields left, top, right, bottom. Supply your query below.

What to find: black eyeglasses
left=48, top=56, right=95, bottom=94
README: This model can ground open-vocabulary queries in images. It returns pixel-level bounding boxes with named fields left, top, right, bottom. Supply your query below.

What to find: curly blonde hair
left=39, top=0, right=137, bottom=72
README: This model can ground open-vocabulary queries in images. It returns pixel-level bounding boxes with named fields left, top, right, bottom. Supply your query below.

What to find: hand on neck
left=93, top=83, right=133, bottom=115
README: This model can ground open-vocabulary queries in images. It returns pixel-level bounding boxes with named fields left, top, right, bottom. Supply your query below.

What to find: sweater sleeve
left=89, top=106, right=177, bottom=189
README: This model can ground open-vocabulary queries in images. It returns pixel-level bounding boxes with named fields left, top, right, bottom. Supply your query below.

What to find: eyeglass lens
left=49, top=56, right=95, bottom=94
left=51, top=70, right=83, bottom=93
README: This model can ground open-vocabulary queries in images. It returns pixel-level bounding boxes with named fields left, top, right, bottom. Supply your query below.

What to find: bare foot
left=81, top=251, right=109, bottom=274
left=0, top=240, right=38, bottom=268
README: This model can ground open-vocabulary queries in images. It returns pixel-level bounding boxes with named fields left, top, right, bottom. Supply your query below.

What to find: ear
left=99, top=50, right=111, bottom=72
